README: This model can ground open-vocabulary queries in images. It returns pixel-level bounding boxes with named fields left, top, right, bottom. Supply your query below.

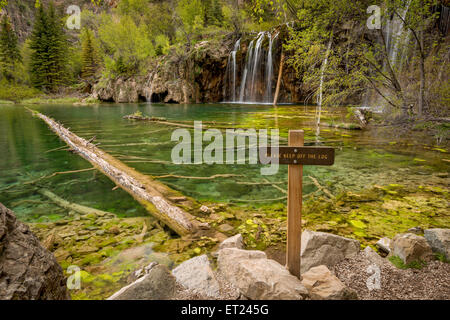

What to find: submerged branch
left=38, top=188, right=116, bottom=218
left=307, top=176, right=335, bottom=199
left=152, top=174, right=243, bottom=180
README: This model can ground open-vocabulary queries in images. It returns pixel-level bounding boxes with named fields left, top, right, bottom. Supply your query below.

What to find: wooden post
left=286, top=130, right=303, bottom=278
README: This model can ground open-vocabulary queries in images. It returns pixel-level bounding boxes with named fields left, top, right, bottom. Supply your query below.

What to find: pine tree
left=81, top=28, right=99, bottom=80
left=203, top=0, right=223, bottom=27
left=29, top=3, right=68, bottom=91
left=0, top=15, right=21, bottom=81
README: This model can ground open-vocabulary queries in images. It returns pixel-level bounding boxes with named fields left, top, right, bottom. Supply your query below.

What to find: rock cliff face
left=92, top=33, right=303, bottom=104
left=0, top=203, right=70, bottom=300
left=93, top=39, right=231, bottom=104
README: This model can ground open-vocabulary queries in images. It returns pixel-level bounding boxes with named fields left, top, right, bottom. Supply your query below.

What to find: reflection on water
left=0, top=103, right=448, bottom=222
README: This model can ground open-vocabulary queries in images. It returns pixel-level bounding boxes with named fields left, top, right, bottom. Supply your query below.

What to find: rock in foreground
left=300, top=230, right=360, bottom=273
left=217, top=248, right=308, bottom=300
left=172, top=255, right=220, bottom=298
left=301, top=265, right=357, bottom=300
left=424, top=228, right=450, bottom=260
left=390, top=233, right=433, bottom=265
left=0, top=203, right=69, bottom=300
left=108, top=264, right=175, bottom=300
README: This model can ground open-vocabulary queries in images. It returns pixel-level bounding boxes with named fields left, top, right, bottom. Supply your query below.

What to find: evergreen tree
left=29, top=3, right=68, bottom=91
left=0, top=15, right=21, bottom=81
left=203, top=0, right=223, bottom=26
left=81, top=28, right=99, bottom=80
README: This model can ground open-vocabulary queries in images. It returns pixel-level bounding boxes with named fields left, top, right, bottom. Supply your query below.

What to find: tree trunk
left=273, top=50, right=285, bottom=106
left=28, top=109, right=202, bottom=236
left=418, top=29, right=425, bottom=117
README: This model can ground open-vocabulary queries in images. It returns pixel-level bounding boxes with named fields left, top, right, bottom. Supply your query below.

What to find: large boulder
left=108, top=264, right=175, bottom=300
left=172, top=255, right=220, bottom=298
left=390, top=233, right=433, bottom=265
left=301, top=265, right=358, bottom=300
left=217, top=248, right=308, bottom=300
left=424, top=228, right=450, bottom=260
left=0, top=203, right=69, bottom=300
left=300, top=230, right=360, bottom=274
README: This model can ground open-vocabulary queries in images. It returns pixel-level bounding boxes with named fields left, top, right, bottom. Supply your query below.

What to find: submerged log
left=27, top=108, right=202, bottom=236
left=38, top=188, right=115, bottom=217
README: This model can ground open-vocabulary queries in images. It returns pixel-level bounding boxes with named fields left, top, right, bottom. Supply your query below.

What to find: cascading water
left=249, top=32, right=266, bottom=101
left=238, top=40, right=253, bottom=102
left=384, top=0, right=411, bottom=69
left=145, top=73, right=154, bottom=103
left=224, top=31, right=279, bottom=104
left=366, top=1, right=412, bottom=109
left=264, top=32, right=278, bottom=103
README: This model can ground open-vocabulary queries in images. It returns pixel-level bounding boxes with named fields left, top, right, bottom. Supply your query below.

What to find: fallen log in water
left=39, top=188, right=116, bottom=217
left=27, top=108, right=203, bottom=236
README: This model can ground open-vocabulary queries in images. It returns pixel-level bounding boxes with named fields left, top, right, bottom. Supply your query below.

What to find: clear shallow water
left=0, top=103, right=448, bottom=222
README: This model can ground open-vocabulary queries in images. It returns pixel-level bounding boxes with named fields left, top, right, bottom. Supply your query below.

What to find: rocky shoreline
left=1, top=181, right=449, bottom=300
left=107, top=228, right=449, bottom=300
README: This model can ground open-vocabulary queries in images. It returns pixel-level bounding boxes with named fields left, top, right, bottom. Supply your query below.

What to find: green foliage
left=0, top=0, right=7, bottom=11
left=202, top=0, right=223, bottom=27
left=0, top=15, right=21, bottom=81
left=434, top=252, right=449, bottom=263
left=155, top=34, right=170, bottom=56
left=388, top=255, right=427, bottom=269
left=176, top=0, right=204, bottom=40
left=98, top=14, right=154, bottom=77
left=29, top=3, right=68, bottom=91
left=0, top=79, right=40, bottom=102
left=221, top=2, right=247, bottom=32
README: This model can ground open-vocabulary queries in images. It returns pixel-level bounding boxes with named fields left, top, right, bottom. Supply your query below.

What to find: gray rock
left=362, top=246, right=389, bottom=267
left=300, top=230, right=360, bottom=273
left=199, top=205, right=213, bottom=214
left=217, top=248, right=308, bottom=300
left=218, top=223, right=234, bottom=233
left=301, top=265, right=358, bottom=300
left=0, top=203, right=70, bottom=300
left=376, top=237, right=391, bottom=254
left=408, top=227, right=424, bottom=235
left=130, top=262, right=158, bottom=282
left=108, top=264, right=175, bottom=300
left=219, top=234, right=244, bottom=250
left=172, top=255, right=220, bottom=298
left=424, top=228, right=450, bottom=260
left=390, top=233, right=433, bottom=265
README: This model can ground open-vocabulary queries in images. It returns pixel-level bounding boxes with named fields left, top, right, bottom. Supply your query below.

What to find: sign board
left=259, top=146, right=335, bottom=165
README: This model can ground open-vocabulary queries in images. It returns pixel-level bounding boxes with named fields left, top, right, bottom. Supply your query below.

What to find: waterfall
left=367, top=1, right=412, bottom=110
left=224, top=31, right=278, bottom=104
left=264, top=32, right=278, bottom=103
left=316, top=35, right=333, bottom=139
left=385, top=0, right=411, bottom=67
left=231, top=39, right=240, bottom=101
left=238, top=40, right=254, bottom=102
left=145, top=73, right=154, bottom=103
left=249, top=32, right=266, bottom=101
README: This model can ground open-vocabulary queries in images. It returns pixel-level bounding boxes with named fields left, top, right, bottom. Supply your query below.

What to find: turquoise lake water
left=0, top=103, right=448, bottom=222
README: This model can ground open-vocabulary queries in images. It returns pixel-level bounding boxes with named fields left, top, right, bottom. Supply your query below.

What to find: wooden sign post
left=259, top=130, right=335, bottom=279
left=287, top=130, right=304, bottom=278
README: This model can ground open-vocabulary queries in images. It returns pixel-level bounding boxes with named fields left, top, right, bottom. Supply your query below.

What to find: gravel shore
left=333, top=252, right=450, bottom=300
